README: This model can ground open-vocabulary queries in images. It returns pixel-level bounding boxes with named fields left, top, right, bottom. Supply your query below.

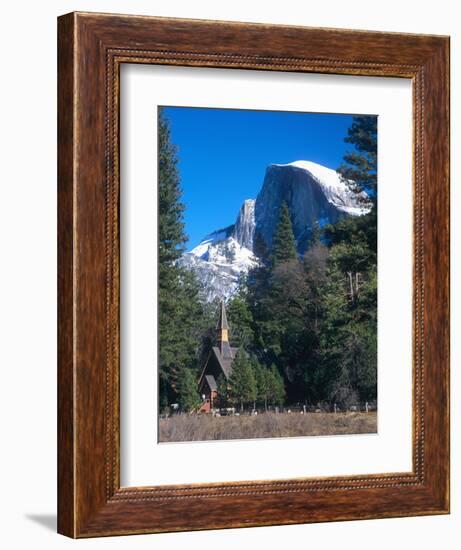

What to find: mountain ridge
left=179, top=160, right=370, bottom=302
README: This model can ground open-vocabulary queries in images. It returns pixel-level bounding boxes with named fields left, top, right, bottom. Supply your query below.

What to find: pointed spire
left=216, top=300, right=229, bottom=331
left=216, top=301, right=232, bottom=359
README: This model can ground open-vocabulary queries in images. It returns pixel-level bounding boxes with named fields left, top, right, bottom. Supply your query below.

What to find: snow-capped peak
left=181, top=160, right=371, bottom=302
left=272, top=160, right=370, bottom=215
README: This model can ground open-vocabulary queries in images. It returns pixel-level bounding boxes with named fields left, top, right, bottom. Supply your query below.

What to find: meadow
left=159, top=411, right=377, bottom=443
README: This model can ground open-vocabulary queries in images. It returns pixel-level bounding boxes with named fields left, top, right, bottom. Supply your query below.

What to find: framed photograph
left=57, top=12, right=450, bottom=537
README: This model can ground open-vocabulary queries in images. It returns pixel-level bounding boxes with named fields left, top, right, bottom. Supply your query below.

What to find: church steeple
left=216, top=301, right=232, bottom=359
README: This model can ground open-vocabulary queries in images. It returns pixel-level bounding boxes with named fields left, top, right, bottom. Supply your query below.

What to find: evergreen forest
left=158, top=109, right=377, bottom=413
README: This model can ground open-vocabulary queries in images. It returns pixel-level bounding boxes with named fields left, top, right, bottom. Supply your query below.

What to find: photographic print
left=158, top=106, right=377, bottom=443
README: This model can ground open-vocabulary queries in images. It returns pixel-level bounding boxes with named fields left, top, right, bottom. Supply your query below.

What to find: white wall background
left=0, top=1, right=457, bottom=548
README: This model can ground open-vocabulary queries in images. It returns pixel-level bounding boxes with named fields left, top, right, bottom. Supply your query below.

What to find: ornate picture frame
left=57, top=12, right=449, bottom=537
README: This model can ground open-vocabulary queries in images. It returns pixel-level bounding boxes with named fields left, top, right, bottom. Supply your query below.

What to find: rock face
left=255, top=161, right=369, bottom=253
left=233, top=199, right=256, bottom=250
left=180, top=160, right=369, bottom=302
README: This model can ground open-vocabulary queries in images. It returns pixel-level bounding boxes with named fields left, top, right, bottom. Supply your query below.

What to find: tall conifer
left=229, top=350, right=257, bottom=411
left=272, top=201, right=297, bottom=266
left=177, top=367, right=200, bottom=412
left=338, top=115, right=377, bottom=206
left=158, top=109, right=204, bottom=406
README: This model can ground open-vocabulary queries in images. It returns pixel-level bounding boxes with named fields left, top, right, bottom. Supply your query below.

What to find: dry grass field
left=159, top=411, right=377, bottom=443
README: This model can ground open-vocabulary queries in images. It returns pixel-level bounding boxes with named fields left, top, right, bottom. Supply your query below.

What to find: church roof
left=216, top=300, right=229, bottom=330
left=205, top=374, right=217, bottom=391
left=198, top=301, right=238, bottom=390
left=212, top=345, right=238, bottom=379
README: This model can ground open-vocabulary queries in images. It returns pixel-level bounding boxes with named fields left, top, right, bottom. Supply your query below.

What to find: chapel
left=197, top=301, right=238, bottom=412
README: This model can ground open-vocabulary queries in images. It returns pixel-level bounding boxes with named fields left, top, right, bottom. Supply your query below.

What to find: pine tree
left=250, top=357, right=267, bottom=410
left=158, top=109, right=186, bottom=264
left=272, top=201, right=297, bottom=266
left=229, top=350, right=257, bottom=411
left=316, top=114, right=378, bottom=407
left=177, top=367, right=200, bottom=412
left=267, top=364, right=286, bottom=407
left=226, top=288, right=255, bottom=349
left=247, top=202, right=303, bottom=384
left=299, top=242, right=329, bottom=404
left=338, top=115, right=377, bottom=206
left=158, top=109, right=204, bottom=405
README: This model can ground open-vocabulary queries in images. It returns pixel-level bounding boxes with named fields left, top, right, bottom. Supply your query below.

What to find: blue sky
left=161, top=106, right=356, bottom=249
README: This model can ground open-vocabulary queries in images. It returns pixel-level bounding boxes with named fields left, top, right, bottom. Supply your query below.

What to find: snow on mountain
left=180, top=161, right=370, bottom=303
left=189, top=227, right=232, bottom=260
left=179, top=200, right=258, bottom=302
left=272, top=161, right=369, bottom=216
left=255, top=161, right=370, bottom=253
